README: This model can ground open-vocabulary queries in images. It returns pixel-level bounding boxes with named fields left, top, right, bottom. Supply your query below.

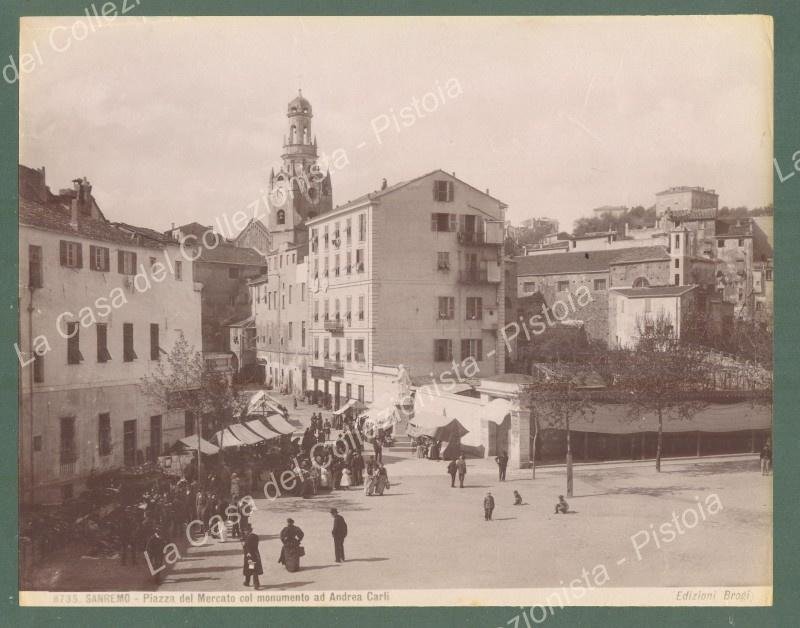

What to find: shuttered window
left=123, top=323, right=137, bottom=362
left=60, top=240, right=83, bottom=268
left=96, top=323, right=111, bottom=362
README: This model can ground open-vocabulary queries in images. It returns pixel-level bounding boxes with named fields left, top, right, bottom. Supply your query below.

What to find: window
left=674, top=259, right=680, bottom=269
left=123, top=419, right=137, bottom=467
left=66, top=322, right=83, bottom=364
left=717, top=239, right=724, bottom=248
left=359, top=214, right=367, bottom=241
left=334, top=339, right=341, bottom=362
left=28, top=244, right=43, bottom=288
left=60, top=240, right=83, bottom=268
left=557, top=280, right=569, bottom=292
left=431, top=212, right=456, bottom=231
left=117, top=250, right=136, bottom=275
left=358, top=295, right=365, bottom=321
left=150, top=324, right=160, bottom=360
left=123, top=323, right=137, bottom=362
left=437, top=252, right=450, bottom=270
left=277, top=209, right=286, bottom=225
left=324, top=257, right=329, bottom=277
left=96, top=323, right=111, bottom=362
left=301, top=321, right=306, bottom=347
left=433, top=180, right=454, bottom=202
left=346, top=338, right=352, bottom=362
left=175, top=260, right=182, bottom=280
left=185, top=411, right=196, bottom=437
left=60, top=417, right=77, bottom=464
left=434, top=339, right=453, bottom=362
left=288, top=322, right=293, bottom=341
left=354, top=339, right=365, bottom=362
left=632, top=277, right=649, bottom=288
left=358, top=385, right=365, bottom=404
left=313, top=258, right=319, bottom=279
left=674, top=235, right=680, bottom=249
left=33, top=436, right=42, bottom=452
left=229, top=267, right=239, bottom=279
left=438, top=296, right=455, bottom=320
left=356, top=248, right=365, bottom=272
left=323, top=338, right=330, bottom=359
left=324, top=299, right=330, bottom=321
left=289, top=285, right=293, bottom=304
left=346, top=218, right=352, bottom=244
left=523, top=281, right=536, bottom=293
left=89, top=245, right=110, bottom=272
left=314, top=336, right=319, bottom=359
left=33, top=352, right=44, bottom=383
left=461, top=339, right=483, bottom=361
left=150, top=415, right=162, bottom=461
left=98, top=413, right=111, bottom=456
left=466, top=297, right=483, bottom=320
left=301, top=282, right=305, bottom=301
left=345, top=251, right=352, bottom=274
left=593, top=279, right=607, bottom=291
left=674, top=274, right=680, bottom=285
left=314, top=300, right=320, bottom=322
left=346, top=296, right=352, bottom=322
left=346, top=383, right=352, bottom=399
left=334, top=254, right=340, bottom=277
left=333, top=223, right=341, bottom=247
left=334, top=299, right=341, bottom=320
left=766, top=269, right=773, bottom=281
left=738, top=238, right=744, bottom=247
left=324, top=226, right=329, bottom=250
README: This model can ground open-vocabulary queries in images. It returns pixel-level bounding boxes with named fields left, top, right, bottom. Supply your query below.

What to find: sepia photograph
left=14, top=14, right=773, bottom=608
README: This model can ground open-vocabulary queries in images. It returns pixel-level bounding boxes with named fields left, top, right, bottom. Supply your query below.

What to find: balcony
left=324, top=359, right=344, bottom=376
left=324, top=319, right=345, bottom=334
left=457, top=230, right=502, bottom=246
left=458, top=268, right=489, bottom=283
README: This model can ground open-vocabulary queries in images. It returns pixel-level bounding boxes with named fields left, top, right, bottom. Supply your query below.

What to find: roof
left=656, top=186, right=717, bottom=196
left=19, top=197, right=165, bottom=250
left=610, top=285, right=696, bottom=298
left=309, top=169, right=507, bottom=222
left=114, top=222, right=175, bottom=244
left=196, top=242, right=266, bottom=266
left=515, top=245, right=668, bottom=276
left=224, top=315, right=255, bottom=328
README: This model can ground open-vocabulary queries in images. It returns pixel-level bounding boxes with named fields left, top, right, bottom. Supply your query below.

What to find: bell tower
left=267, top=90, right=333, bottom=250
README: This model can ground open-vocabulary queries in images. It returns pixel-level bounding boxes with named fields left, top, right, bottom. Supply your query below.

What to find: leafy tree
left=615, top=312, right=713, bottom=472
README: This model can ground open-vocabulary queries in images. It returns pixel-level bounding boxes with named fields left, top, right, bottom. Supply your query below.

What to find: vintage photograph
left=16, top=15, right=773, bottom=607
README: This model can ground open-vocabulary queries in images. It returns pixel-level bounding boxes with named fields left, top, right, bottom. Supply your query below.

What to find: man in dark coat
left=330, top=508, right=348, bottom=563
left=447, top=459, right=458, bottom=488
left=242, top=526, right=263, bottom=588
left=118, top=507, right=140, bottom=565
left=278, top=518, right=305, bottom=566
left=495, top=451, right=509, bottom=481
left=484, top=491, right=495, bottom=521
left=145, top=526, right=167, bottom=583
left=456, top=455, right=467, bottom=488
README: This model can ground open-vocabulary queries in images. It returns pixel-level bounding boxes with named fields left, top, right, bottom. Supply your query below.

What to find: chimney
left=70, top=198, right=79, bottom=230
left=380, top=178, right=387, bottom=190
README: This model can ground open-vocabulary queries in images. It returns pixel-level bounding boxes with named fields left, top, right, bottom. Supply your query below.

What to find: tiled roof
left=114, top=222, right=175, bottom=244
left=611, top=285, right=696, bottom=298
left=197, top=242, right=266, bottom=265
left=19, top=197, right=164, bottom=250
left=515, top=245, right=668, bottom=276
left=668, top=208, right=717, bottom=221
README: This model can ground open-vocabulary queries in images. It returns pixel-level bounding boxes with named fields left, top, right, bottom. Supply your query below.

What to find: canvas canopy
left=408, top=410, right=470, bottom=459
left=173, top=435, right=219, bottom=455
left=333, top=399, right=356, bottom=415
left=212, top=424, right=264, bottom=449
left=247, top=390, right=282, bottom=417
left=261, top=413, right=296, bottom=435
left=244, top=419, right=282, bottom=441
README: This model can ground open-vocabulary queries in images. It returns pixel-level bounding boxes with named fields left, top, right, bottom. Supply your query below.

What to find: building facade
left=18, top=166, right=203, bottom=503
left=305, top=170, right=507, bottom=408
left=655, top=186, right=719, bottom=216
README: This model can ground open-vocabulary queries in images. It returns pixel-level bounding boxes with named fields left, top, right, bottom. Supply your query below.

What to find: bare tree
left=140, top=332, right=248, bottom=480
left=525, top=363, right=597, bottom=496
left=617, top=312, right=713, bottom=472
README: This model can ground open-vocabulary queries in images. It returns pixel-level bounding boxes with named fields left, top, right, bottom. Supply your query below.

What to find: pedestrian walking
left=341, top=467, right=352, bottom=489
left=364, top=466, right=376, bottom=496
left=484, top=491, right=495, bottom=521
left=330, top=508, right=348, bottom=563
left=760, top=440, right=772, bottom=475
left=278, top=518, right=305, bottom=572
left=374, top=465, right=390, bottom=495
left=495, top=451, right=509, bottom=481
left=145, top=526, right=167, bottom=583
left=242, top=526, right=263, bottom=588
left=447, top=459, right=458, bottom=487
left=456, top=454, right=467, bottom=488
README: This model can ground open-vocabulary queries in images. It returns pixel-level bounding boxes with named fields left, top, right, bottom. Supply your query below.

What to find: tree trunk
left=531, top=414, right=539, bottom=480
left=656, top=409, right=663, bottom=472
left=566, top=414, right=573, bottom=497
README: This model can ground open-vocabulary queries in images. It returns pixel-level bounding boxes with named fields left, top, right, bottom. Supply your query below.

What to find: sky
left=19, top=15, right=773, bottom=233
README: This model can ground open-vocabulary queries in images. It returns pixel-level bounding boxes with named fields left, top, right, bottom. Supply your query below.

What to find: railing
left=324, top=320, right=344, bottom=334
left=60, top=458, right=77, bottom=476
left=324, top=359, right=344, bottom=376
left=458, top=268, right=489, bottom=283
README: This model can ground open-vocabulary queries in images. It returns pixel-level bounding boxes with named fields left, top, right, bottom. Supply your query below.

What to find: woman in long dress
left=364, top=466, right=376, bottom=496
left=373, top=465, right=390, bottom=496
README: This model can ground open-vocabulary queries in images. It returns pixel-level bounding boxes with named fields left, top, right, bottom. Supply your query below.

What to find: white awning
left=333, top=399, right=356, bottom=415
left=244, top=419, right=282, bottom=441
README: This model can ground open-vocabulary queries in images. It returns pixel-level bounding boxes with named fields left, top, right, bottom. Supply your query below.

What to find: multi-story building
left=18, top=166, right=203, bottom=503
left=250, top=243, right=311, bottom=394
left=655, top=185, right=718, bottom=216
left=305, top=170, right=507, bottom=408
left=166, top=222, right=266, bottom=354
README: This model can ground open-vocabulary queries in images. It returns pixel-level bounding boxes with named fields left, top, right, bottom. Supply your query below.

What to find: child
left=513, top=490, right=523, bottom=505
left=554, top=495, right=569, bottom=514
left=340, top=467, right=352, bottom=490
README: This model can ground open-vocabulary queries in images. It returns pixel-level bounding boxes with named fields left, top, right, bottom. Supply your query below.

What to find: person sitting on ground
left=513, top=490, right=523, bottom=505
left=554, top=495, right=569, bottom=514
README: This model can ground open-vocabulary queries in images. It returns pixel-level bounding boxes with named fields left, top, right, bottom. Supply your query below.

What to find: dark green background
left=1, top=1, right=796, bottom=625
